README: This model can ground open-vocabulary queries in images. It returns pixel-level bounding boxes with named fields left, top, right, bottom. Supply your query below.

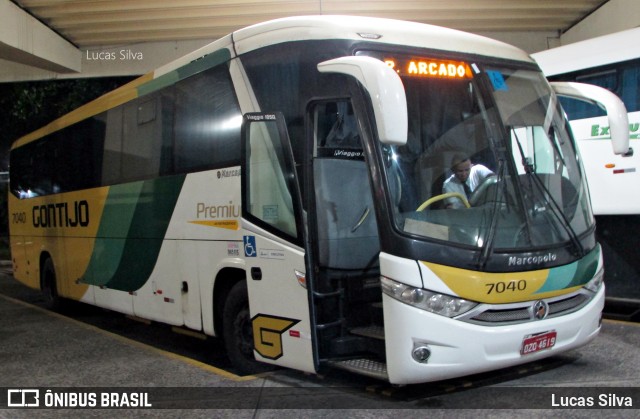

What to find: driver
left=442, top=154, right=494, bottom=209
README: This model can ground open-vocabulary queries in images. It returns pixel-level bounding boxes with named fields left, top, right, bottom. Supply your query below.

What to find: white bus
left=533, top=28, right=640, bottom=302
left=9, top=16, right=629, bottom=384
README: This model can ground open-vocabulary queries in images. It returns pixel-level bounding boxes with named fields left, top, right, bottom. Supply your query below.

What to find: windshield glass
left=368, top=53, right=594, bottom=251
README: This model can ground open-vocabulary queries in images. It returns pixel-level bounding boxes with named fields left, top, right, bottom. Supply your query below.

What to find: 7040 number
left=485, top=280, right=527, bottom=294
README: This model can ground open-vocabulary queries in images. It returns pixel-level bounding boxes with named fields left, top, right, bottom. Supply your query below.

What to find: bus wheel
left=41, top=258, right=63, bottom=310
left=222, top=281, right=272, bottom=375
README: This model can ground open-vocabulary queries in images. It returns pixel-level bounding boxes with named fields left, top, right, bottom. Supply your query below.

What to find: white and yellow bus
left=8, top=16, right=629, bottom=384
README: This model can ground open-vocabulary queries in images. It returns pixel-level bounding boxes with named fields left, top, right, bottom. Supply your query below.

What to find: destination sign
left=384, top=57, right=472, bottom=79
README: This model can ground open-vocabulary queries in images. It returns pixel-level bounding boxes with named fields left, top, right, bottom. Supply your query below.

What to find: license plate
left=520, top=331, right=557, bottom=355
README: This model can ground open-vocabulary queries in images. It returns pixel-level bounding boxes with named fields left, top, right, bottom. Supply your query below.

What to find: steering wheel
left=417, top=192, right=470, bottom=211
left=469, top=175, right=498, bottom=207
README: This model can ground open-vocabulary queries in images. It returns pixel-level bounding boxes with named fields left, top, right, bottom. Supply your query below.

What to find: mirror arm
left=551, top=81, right=630, bottom=156
left=318, top=56, right=408, bottom=146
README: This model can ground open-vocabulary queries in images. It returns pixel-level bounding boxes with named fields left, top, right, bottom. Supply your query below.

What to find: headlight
left=583, top=267, right=604, bottom=293
left=381, top=276, right=477, bottom=317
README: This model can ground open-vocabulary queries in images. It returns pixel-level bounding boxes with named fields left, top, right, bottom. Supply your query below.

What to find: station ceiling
left=14, top=0, right=607, bottom=47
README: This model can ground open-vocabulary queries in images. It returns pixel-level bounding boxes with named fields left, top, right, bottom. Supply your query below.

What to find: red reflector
left=613, top=168, right=636, bottom=174
left=289, top=330, right=300, bottom=338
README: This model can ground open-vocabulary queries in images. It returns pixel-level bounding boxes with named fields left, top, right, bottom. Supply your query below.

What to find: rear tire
left=41, top=258, right=63, bottom=310
left=222, top=281, right=272, bottom=375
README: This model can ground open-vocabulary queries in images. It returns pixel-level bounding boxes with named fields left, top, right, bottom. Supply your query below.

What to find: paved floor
left=0, top=270, right=639, bottom=418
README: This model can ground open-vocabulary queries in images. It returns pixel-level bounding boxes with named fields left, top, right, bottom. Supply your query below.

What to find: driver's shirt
left=442, top=164, right=494, bottom=209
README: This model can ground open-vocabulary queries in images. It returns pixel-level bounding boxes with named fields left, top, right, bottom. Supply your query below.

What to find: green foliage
left=0, top=77, right=133, bottom=170
left=0, top=77, right=133, bottom=245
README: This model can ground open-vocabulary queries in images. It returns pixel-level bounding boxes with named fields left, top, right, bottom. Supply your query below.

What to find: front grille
left=461, top=290, right=594, bottom=326
left=472, top=307, right=531, bottom=323
left=548, top=293, right=589, bottom=315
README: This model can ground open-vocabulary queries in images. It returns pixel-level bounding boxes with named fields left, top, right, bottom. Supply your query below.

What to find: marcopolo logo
left=508, top=252, right=557, bottom=267
left=217, top=168, right=241, bottom=179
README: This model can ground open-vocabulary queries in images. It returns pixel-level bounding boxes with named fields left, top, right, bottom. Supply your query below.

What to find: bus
left=533, top=28, right=640, bottom=304
left=8, top=16, right=629, bottom=385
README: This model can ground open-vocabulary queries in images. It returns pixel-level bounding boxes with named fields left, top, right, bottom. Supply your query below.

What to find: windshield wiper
left=512, top=130, right=585, bottom=258
left=525, top=166, right=585, bottom=257
left=478, top=159, right=505, bottom=269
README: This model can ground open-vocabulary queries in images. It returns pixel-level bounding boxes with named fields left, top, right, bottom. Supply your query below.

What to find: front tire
left=222, top=281, right=272, bottom=375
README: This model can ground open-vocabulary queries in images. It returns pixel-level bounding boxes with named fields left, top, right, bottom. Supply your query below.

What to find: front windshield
left=375, top=54, right=594, bottom=252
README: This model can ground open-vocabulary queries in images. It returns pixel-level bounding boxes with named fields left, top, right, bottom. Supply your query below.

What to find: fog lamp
left=412, top=345, right=431, bottom=363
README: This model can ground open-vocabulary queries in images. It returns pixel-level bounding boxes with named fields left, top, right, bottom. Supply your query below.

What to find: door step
left=328, top=358, right=388, bottom=380
left=351, top=325, right=385, bottom=340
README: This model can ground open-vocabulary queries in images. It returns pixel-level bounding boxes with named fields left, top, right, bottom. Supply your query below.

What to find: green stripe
left=82, top=175, right=186, bottom=292
left=137, top=48, right=232, bottom=97
left=83, top=182, right=145, bottom=287
left=535, top=245, right=600, bottom=294
left=137, top=71, right=180, bottom=97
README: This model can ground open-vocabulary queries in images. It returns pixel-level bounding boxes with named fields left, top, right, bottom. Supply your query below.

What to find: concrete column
left=561, top=0, right=640, bottom=45
left=0, top=0, right=80, bottom=73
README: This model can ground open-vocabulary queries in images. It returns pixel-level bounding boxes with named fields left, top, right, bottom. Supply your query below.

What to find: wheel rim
left=233, top=306, right=254, bottom=359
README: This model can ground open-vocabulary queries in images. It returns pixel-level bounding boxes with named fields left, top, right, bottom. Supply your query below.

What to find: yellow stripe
left=188, top=219, right=239, bottom=230
left=603, top=318, right=640, bottom=328
left=9, top=187, right=110, bottom=299
left=422, top=261, right=573, bottom=304
left=12, top=72, right=154, bottom=149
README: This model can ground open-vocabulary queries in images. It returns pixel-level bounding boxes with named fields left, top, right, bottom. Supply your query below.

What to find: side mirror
left=551, top=81, right=630, bottom=156
left=318, top=56, right=407, bottom=145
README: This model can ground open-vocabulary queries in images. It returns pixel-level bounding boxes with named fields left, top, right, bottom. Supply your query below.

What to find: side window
left=553, top=61, right=640, bottom=118
left=121, top=91, right=173, bottom=182
left=101, top=107, right=124, bottom=185
left=56, top=115, right=106, bottom=192
left=314, top=101, right=363, bottom=158
left=174, top=64, right=242, bottom=173
left=10, top=113, right=108, bottom=198
left=18, top=140, right=53, bottom=197
left=243, top=113, right=300, bottom=242
left=9, top=146, right=30, bottom=198
left=620, top=65, right=640, bottom=113
left=10, top=61, right=242, bottom=198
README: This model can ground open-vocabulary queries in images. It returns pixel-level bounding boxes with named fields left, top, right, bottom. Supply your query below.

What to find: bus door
left=308, top=99, right=384, bottom=364
left=240, top=112, right=316, bottom=373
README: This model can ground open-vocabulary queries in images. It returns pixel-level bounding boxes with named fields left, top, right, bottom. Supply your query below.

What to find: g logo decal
left=251, top=314, right=299, bottom=360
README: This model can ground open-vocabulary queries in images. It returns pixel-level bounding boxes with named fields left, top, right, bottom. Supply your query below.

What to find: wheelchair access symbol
left=244, top=235, right=257, bottom=257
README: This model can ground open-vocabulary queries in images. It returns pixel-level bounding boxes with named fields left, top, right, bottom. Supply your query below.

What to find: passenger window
left=174, top=65, right=242, bottom=173
left=121, top=91, right=173, bottom=181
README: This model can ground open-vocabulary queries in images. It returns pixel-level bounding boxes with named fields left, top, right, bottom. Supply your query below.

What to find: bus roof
left=154, top=15, right=533, bottom=82
left=13, top=15, right=534, bottom=150
left=532, top=27, right=640, bottom=77
left=231, top=15, right=532, bottom=61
